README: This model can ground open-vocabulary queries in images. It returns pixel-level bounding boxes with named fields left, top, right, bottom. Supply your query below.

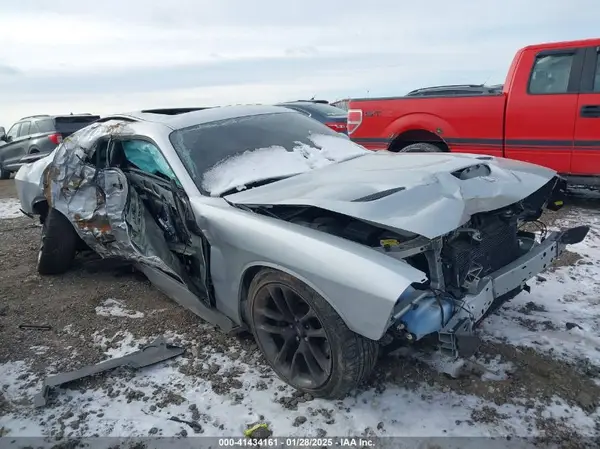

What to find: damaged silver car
left=15, top=105, right=589, bottom=398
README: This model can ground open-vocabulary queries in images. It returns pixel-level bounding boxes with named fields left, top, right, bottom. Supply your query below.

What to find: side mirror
left=0, top=127, right=6, bottom=142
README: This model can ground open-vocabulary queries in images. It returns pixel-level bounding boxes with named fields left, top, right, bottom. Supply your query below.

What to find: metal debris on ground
left=167, top=416, right=203, bottom=433
left=33, top=336, right=185, bottom=407
left=19, top=324, right=52, bottom=331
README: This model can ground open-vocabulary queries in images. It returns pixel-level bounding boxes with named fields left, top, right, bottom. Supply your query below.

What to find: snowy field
left=0, top=186, right=599, bottom=448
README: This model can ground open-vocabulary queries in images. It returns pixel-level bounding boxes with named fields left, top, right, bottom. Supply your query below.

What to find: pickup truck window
left=594, top=50, right=600, bottom=92
left=529, top=54, right=574, bottom=94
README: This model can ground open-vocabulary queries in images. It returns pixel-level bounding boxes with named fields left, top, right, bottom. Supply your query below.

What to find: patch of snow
left=29, top=345, right=50, bottom=355
left=0, top=198, right=22, bottom=219
left=482, top=207, right=600, bottom=366
left=95, top=298, right=144, bottom=319
left=202, top=133, right=366, bottom=196
left=477, top=355, right=515, bottom=381
left=389, top=347, right=514, bottom=381
left=1, top=331, right=598, bottom=439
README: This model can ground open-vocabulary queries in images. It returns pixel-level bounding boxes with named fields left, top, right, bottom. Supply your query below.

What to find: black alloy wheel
left=252, top=281, right=332, bottom=389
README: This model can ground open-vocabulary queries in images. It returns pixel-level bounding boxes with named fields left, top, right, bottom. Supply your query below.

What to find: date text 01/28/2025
left=218, top=438, right=376, bottom=447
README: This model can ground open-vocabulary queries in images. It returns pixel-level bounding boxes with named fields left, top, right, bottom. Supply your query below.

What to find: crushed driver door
left=95, top=139, right=218, bottom=315
left=95, top=166, right=186, bottom=280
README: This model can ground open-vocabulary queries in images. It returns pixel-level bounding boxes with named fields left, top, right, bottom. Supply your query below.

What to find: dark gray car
left=0, top=114, right=100, bottom=179
left=275, top=101, right=349, bottom=134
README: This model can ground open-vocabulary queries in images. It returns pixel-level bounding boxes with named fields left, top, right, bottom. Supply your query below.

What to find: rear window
left=34, top=119, right=55, bottom=133
left=294, top=103, right=348, bottom=117
left=169, top=111, right=366, bottom=196
left=53, top=115, right=100, bottom=134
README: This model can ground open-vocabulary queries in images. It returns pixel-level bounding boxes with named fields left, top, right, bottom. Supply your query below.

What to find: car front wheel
left=247, top=269, right=379, bottom=399
left=37, top=208, right=78, bottom=275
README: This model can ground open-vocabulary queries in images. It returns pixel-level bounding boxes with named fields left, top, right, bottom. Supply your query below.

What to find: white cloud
left=0, top=0, right=597, bottom=124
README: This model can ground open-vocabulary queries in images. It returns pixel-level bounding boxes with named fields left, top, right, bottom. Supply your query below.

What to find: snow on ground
left=482, top=208, right=600, bottom=368
left=95, top=298, right=145, bottom=319
left=1, top=328, right=597, bottom=441
left=0, top=196, right=599, bottom=443
left=0, top=198, right=22, bottom=219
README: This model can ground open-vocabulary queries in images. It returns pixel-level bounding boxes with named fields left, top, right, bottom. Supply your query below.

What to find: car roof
left=101, top=105, right=293, bottom=130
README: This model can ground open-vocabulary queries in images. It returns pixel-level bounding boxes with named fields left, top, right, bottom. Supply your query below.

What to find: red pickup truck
left=347, top=38, right=600, bottom=186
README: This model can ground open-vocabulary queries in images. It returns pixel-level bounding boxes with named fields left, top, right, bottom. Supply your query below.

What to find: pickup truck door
left=504, top=48, right=584, bottom=173
left=572, top=46, right=600, bottom=176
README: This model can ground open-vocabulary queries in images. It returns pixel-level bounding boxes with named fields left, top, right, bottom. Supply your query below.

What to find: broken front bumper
left=439, top=225, right=589, bottom=357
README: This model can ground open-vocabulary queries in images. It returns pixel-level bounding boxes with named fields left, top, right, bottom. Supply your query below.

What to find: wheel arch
left=384, top=112, right=458, bottom=152
left=388, top=129, right=450, bottom=152
left=31, top=197, right=49, bottom=223
left=238, top=262, right=358, bottom=337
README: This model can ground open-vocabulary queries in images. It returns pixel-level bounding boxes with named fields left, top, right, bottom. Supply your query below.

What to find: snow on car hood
left=225, top=151, right=558, bottom=239
left=202, top=134, right=366, bottom=196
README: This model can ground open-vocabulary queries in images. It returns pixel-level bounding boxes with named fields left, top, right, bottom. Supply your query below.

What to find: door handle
left=580, top=105, right=600, bottom=118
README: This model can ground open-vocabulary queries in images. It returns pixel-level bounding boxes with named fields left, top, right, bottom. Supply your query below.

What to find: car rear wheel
left=247, top=269, right=379, bottom=399
left=37, top=208, right=78, bottom=275
left=0, top=164, right=10, bottom=180
left=399, top=142, right=442, bottom=153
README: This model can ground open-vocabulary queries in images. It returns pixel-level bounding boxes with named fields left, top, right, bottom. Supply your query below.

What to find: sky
left=0, top=0, right=598, bottom=125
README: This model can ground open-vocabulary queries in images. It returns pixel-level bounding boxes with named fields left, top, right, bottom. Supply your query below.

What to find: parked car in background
left=275, top=100, right=349, bottom=134
left=14, top=105, right=587, bottom=398
left=330, top=99, right=350, bottom=111
left=0, top=113, right=100, bottom=179
left=347, top=38, right=600, bottom=187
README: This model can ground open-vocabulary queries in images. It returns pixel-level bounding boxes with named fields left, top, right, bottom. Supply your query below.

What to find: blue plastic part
left=399, top=294, right=455, bottom=341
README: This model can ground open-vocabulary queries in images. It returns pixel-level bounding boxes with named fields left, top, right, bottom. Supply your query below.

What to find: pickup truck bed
left=348, top=38, right=600, bottom=186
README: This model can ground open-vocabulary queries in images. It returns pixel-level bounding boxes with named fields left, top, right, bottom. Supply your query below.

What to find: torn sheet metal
left=34, top=336, right=185, bottom=407
left=45, top=121, right=184, bottom=279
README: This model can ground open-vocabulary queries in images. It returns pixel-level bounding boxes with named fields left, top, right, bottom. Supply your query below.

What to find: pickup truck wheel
left=247, top=269, right=379, bottom=399
left=37, top=208, right=78, bottom=275
left=399, top=142, right=441, bottom=153
left=0, top=164, right=10, bottom=180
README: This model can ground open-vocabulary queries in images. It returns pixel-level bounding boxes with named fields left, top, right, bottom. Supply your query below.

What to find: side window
left=18, top=121, right=31, bottom=137
left=529, top=53, right=574, bottom=94
left=121, top=139, right=178, bottom=181
left=5, top=123, right=20, bottom=141
left=594, top=50, right=600, bottom=92
left=35, top=119, right=55, bottom=133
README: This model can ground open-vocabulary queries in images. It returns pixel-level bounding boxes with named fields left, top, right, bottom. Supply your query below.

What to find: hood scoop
left=452, top=163, right=491, bottom=180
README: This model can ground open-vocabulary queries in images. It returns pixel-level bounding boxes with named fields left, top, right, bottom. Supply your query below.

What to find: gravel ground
left=0, top=178, right=599, bottom=448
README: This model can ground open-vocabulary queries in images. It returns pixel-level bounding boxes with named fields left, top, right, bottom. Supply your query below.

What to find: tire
left=247, top=269, right=379, bottom=399
left=0, top=164, right=10, bottom=180
left=37, top=208, right=78, bottom=275
left=399, top=142, right=442, bottom=153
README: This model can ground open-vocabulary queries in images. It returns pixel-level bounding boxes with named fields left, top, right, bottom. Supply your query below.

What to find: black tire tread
left=399, top=142, right=442, bottom=153
left=247, top=268, right=379, bottom=399
left=37, top=208, right=78, bottom=275
left=0, top=165, right=10, bottom=180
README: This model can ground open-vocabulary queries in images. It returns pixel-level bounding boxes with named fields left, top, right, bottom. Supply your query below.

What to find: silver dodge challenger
left=14, top=105, right=589, bottom=398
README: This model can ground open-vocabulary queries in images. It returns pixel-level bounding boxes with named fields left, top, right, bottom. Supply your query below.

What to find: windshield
left=169, top=111, right=367, bottom=196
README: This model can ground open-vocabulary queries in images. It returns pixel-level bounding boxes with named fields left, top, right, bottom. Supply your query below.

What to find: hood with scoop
left=224, top=151, right=558, bottom=239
